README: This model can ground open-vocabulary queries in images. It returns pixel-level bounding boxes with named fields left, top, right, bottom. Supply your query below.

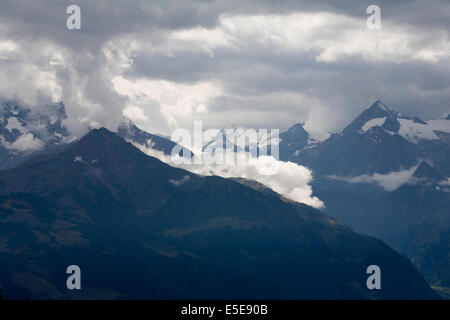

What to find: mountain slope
left=281, top=101, right=450, bottom=294
left=117, top=119, right=192, bottom=158
left=0, top=128, right=438, bottom=299
left=311, top=176, right=450, bottom=291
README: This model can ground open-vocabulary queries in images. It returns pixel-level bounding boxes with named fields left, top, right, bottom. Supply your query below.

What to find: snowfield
left=361, top=117, right=386, bottom=132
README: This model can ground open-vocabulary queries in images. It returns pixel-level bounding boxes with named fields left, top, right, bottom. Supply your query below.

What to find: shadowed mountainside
left=0, top=128, right=439, bottom=299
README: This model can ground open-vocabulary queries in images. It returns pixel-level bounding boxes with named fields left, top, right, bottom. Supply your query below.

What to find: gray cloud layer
left=0, top=0, right=449, bottom=139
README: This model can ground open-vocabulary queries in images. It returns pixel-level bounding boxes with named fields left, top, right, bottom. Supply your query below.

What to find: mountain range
left=0, top=127, right=439, bottom=299
left=290, top=100, right=450, bottom=176
left=278, top=101, right=450, bottom=296
left=182, top=100, right=450, bottom=296
left=0, top=99, right=190, bottom=170
left=0, top=98, right=448, bottom=299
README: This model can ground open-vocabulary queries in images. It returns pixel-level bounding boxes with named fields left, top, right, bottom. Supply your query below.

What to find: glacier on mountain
left=361, top=117, right=387, bottom=132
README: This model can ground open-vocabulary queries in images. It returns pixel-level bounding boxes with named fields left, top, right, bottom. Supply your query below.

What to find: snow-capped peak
left=202, top=124, right=280, bottom=155
left=342, top=101, right=398, bottom=136
left=343, top=100, right=450, bottom=144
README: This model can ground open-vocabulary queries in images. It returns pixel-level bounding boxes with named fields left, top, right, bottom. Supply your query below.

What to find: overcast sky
left=0, top=0, right=449, bottom=139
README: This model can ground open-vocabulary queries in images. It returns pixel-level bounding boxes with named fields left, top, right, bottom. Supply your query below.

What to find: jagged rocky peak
left=281, top=122, right=309, bottom=143
left=278, top=122, right=310, bottom=158
left=360, top=100, right=398, bottom=124
left=341, top=100, right=450, bottom=144
left=286, top=122, right=308, bottom=134
left=342, top=100, right=400, bottom=135
left=203, top=123, right=279, bottom=154
left=369, top=100, right=395, bottom=114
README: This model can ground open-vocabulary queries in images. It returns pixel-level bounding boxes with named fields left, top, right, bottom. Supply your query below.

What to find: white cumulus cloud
left=128, top=140, right=323, bottom=208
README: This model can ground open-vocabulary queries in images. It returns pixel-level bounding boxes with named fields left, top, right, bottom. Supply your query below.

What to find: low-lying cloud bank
left=130, top=140, right=324, bottom=208
left=327, top=166, right=419, bottom=191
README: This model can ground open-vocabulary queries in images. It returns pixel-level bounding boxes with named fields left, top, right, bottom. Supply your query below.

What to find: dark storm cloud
left=1, top=0, right=448, bottom=49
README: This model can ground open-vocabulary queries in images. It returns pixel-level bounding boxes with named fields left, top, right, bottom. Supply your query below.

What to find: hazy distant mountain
left=0, top=99, right=190, bottom=169
left=279, top=101, right=450, bottom=294
left=0, top=128, right=438, bottom=299
left=278, top=123, right=311, bottom=160
left=202, top=124, right=280, bottom=157
left=309, top=173, right=450, bottom=292
left=289, top=100, right=450, bottom=176
left=116, top=119, right=192, bottom=158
